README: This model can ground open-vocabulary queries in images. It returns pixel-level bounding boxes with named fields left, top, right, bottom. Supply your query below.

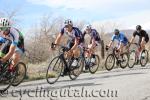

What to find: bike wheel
left=140, top=50, right=149, bottom=67
left=105, top=54, right=115, bottom=71
left=46, top=56, right=63, bottom=84
left=89, top=55, right=100, bottom=74
left=120, top=53, right=129, bottom=69
left=0, top=70, right=15, bottom=92
left=128, top=50, right=136, bottom=68
left=68, top=58, right=84, bottom=80
left=12, top=62, right=27, bottom=86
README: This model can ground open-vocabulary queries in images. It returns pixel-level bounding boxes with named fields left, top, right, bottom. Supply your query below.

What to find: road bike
left=46, top=43, right=84, bottom=84
left=128, top=43, right=149, bottom=68
left=105, top=46, right=129, bottom=71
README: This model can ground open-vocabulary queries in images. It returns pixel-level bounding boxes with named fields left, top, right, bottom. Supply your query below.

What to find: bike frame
left=59, top=53, right=70, bottom=72
left=131, top=43, right=143, bottom=60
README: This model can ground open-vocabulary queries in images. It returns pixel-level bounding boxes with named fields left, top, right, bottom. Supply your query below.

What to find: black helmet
left=114, top=29, right=120, bottom=35
left=136, top=25, right=142, bottom=31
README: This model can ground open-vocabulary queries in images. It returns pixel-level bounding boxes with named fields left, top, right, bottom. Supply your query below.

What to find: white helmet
left=0, top=18, right=11, bottom=28
left=64, top=19, right=73, bottom=26
left=85, top=24, right=92, bottom=30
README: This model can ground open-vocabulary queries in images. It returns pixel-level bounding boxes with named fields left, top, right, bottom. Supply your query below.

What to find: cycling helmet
left=114, top=29, right=120, bottom=35
left=64, top=19, right=73, bottom=26
left=85, top=24, right=92, bottom=30
left=136, top=25, right=142, bottom=31
left=0, top=18, right=11, bottom=28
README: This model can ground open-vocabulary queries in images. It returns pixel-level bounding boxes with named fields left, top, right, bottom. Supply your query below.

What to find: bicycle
left=46, top=43, right=84, bottom=84
left=105, top=46, right=129, bottom=71
left=11, top=62, right=27, bottom=87
left=0, top=59, right=26, bottom=93
left=82, top=47, right=100, bottom=74
left=128, top=43, right=149, bottom=68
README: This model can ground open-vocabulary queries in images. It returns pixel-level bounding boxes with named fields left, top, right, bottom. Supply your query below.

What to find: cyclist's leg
left=119, top=43, right=124, bottom=55
left=73, top=46, right=81, bottom=58
left=140, top=38, right=149, bottom=50
left=87, top=43, right=98, bottom=64
left=11, top=47, right=24, bottom=70
left=65, top=40, right=74, bottom=58
left=140, top=41, right=146, bottom=50
left=117, top=42, right=127, bottom=61
left=88, top=42, right=98, bottom=56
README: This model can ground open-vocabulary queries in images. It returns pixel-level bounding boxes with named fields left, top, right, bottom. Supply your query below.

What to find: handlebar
left=51, top=43, right=69, bottom=52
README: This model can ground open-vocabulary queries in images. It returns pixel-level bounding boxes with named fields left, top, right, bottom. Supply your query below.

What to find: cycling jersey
left=133, top=30, right=149, bottom=43
left=83, top=29, right=101, bottom=43
left=61, top=27, right=83, bottom=44
left=0, top=27, right=24, bottom=51
left=111, top=32, right=128, bottom=45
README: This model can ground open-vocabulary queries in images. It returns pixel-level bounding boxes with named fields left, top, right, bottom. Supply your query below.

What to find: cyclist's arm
left=91, top=32, right=96, bottom=48
left=54, top=28, right=65, bottom=45
left=141, top=37, right=145, bottom=42
left=130, top=31, right=136, bottom=43
left=54, top=33, right=62, bottom=45
left=130, top=36, right=135, bottom=43
left=91, top=38, right=96, bottom=48
left=108, top=35, right=115, bottom=47
left=1, top=44, right=16, bottom=62
left=108, top=41, right=113, bottom=47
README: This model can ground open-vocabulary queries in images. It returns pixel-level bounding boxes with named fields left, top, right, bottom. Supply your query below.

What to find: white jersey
left=0, top=27, right=19, bottom=46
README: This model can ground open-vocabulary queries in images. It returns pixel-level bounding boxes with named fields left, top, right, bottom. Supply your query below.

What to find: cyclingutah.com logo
left=0, top=86, right=118, bottom=100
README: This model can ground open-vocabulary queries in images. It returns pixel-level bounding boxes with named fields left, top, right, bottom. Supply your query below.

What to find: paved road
left=1, top=64, right=150, bottom=100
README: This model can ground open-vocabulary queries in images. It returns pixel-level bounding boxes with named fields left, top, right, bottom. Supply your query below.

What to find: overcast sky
left=0, top=0, right=150, bottom=32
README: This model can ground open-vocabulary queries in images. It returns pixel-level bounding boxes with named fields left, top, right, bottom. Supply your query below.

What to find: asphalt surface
left=1, top=64, right=150, bottom=100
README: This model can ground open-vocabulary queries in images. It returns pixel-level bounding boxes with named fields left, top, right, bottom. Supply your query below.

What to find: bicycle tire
left=140, top=50, right=149, bottom=67
left=12, top=62, right=27, bottom=86
left=0, top=70, right=15, bottom=92
left=105, top=54, right=115, bottom=71
left=89, top=55, right=100, bottom=74
left=46, top=56, right=63, bottom=84
left=128, top=50, right=136, bottom=68
left=68, top=57, right=84, bottom=80
left=120, top=53, right=129, bottom=69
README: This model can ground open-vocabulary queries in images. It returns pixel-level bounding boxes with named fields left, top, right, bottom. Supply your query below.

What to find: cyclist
left=0, top=18, right=25, bottom=73
left=82, top=24, right=101, bottom=68
left=106, top=29, right=128, bottom=62
left=130, top=25, right=149, bottom=51
left=51, top=19, right=83, bottom=67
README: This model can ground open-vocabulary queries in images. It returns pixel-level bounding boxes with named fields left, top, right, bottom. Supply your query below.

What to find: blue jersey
left=60, top=27, right=83, bottom=43
left=111, top=33, right=128, bottom=45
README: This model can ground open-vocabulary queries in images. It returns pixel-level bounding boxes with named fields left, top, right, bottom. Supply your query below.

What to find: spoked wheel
left=128, top=50, right=136, bottom=68
left=68, top=58, right=84, bottom=80
left=105, top=54, right=115, bottom=71
left=46, top=56, right=63, bottom=84
left=140, top=50, right=149, bottom=67
left=89, top=55, right=100, bottom=74
left=12, top=62, right=27, bottom=86
left=0, top=70, right=15, bottom=93
left=120, top=53, right=129, bottom=69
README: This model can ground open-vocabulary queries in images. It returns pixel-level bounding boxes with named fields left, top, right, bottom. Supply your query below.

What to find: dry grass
left=23, top=44, right=150, bottom=82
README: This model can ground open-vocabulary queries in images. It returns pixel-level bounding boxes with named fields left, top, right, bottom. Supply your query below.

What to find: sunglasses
left=65, top=25, right=69, bottom=28
left=0, top=27, right=9, bottom=31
